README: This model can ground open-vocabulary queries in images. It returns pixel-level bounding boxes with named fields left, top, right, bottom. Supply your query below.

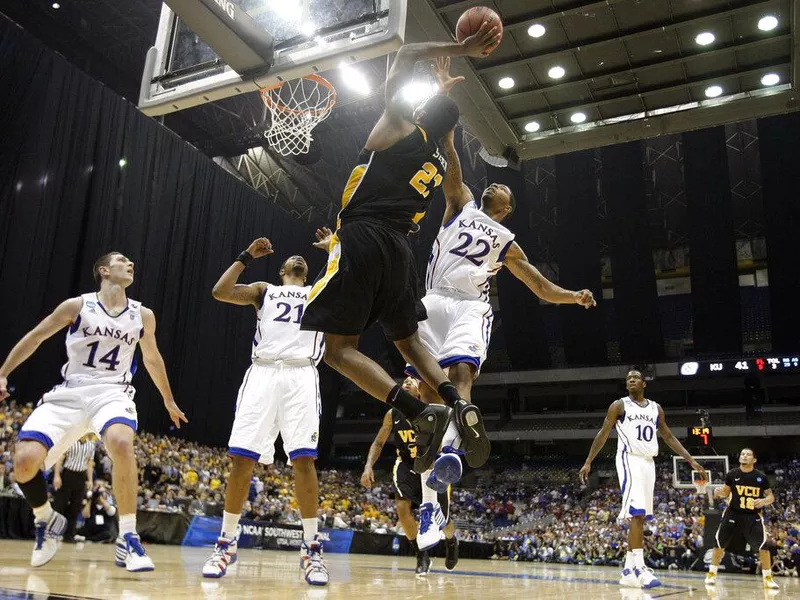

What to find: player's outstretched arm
left=0, top=297, right=82, bottom=400
left=211, top=238, right=273, bottom=308
left=440, top=128, right=475, bottom=225
left=139, top=307, right=187, bottom=429
left=656, top=404, right=707, bottom=480
left=504, top=243, right=596, bottom=308
left=361, top=410, right=393, bottom=488
left=579, top=399, right=623, bottom=482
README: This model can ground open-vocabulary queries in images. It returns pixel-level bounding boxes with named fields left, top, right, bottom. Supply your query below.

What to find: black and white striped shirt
left=62, top=440, right=96, bottom=472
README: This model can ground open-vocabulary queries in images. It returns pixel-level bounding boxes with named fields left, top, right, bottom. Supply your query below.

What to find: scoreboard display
left=679, top=356, right=800, bottom=377
left=687, top=425, right=713, bottom=448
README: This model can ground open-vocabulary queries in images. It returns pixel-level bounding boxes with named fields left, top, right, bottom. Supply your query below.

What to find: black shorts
left=301, top=220, right=427, bottom=341
left=392, top=459, right=450, bottom=520
left=715, top=509, right=766, bottom=551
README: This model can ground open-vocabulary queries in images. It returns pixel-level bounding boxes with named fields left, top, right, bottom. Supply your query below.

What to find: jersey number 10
left=635, top=424, right=654, bottom=442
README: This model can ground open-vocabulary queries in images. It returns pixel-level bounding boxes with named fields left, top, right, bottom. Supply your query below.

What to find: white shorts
left=228, top=362, right=321, bottom=465
left=19, top=383, right=137, bottom=469
left=409, top=292, right=493, bottom=377
left=616, top=451, right=655, bottom=521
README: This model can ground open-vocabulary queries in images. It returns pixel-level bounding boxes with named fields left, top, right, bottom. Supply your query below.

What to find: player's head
left=480, top=183, right=515, bottom=221
left=279, top=255, right=308, bottom=283
left=625, top=370, right=646, bottom=393
left=739, top=447, right=757, bottom=466
left=401, top=376, right=420, bottom=400
left=93, top=252, right=134, bottom=288
left=413, top=94, right=459, bottom=141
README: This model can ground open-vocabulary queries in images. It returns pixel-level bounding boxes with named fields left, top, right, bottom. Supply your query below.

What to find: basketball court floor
left=0, top=540, right=792, bottom=599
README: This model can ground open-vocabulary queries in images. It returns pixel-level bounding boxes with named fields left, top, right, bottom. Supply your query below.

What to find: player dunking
left=202, top=238, right=327, bottom=585
left=579, top=370, right=706, bottom=589
left=300, top=27, right=502, bottom=474
left=0, top=252, right=186, bottom=570
left=705, top=447, right=779, bottom=590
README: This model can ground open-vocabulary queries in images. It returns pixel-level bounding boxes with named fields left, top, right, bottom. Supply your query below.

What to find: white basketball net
left=260, top=75, right=337, bottom=156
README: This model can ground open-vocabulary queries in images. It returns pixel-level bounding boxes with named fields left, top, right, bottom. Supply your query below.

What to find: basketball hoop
left=260, top=75, right=337, bottom=156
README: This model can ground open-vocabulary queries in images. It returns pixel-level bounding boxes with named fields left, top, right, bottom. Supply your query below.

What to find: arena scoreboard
left=686, top=425, right=713, bottom=448
left=679, top=356, right=800, bottom=377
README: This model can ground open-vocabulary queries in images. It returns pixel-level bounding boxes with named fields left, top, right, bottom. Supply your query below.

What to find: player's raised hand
left=360, top=467, right=375, bottom=488
left=246, top=237, right=274, bottom=259
left=459, top=20, right=502, bottom=57
left=164, top=399, right=188, bottom=429
left=433, top=57, right=465, bottom=95
left=579, top=462, right=591, bottom=484
left=312, top=227, right=333, bottom=251
left=0, top=376, right=9, bottom=401
left=575, top=289, right=596, bottom=309
left=689, top=459, right=708, bottom=483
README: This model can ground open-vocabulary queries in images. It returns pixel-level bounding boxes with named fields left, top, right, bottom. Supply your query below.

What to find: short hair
left=93, top=252, right=121, bottom=284
left=741, top=447, right=757, bottom=459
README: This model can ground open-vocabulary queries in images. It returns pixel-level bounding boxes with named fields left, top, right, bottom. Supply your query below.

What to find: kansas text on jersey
left=254, top=284, right=324, bottom=363
left=615, top=397, right=660, bottom=457
left=390, top=409, right=417, bottom=464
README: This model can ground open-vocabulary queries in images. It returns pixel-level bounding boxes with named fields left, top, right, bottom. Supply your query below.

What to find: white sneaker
left=619, top=568, right=642, bottom=588
left=763, top=574, right=780, bottom=590
left=300, top=538, right=328, bottom=586
left=417, top=502, right=446, bottom=551
left=705, top=572, right=717, bottom=586
left=114, top=533, right=155, bottom=572
left=637, top=566, right=661, bottom=589
left=202, top=536, right=238, bottom=578
left=31, top=511, right=67, bottom=567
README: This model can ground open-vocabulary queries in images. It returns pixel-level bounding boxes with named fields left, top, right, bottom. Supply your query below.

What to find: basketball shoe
left=300, top=537, right=328, bottom=586
left=452, top=400, right=490, bottom=468
left=114, top=533, right=155, bottom=572
left=202, top=536, right=238, bottom=578
left=412, top=404, right=453, bottom=473
left=428, top=448, right=464, bottom=492
left=31, top=510, right=67, bottom=567
left=704, top=571, right=717, bottom=586
left=763, top=574, right=779, bottom=590
left=417, top=502, right=446, bottom=551
left=619, top=567, right=642, bottom=588
left=415, top=549, right=431, bottom=577
left=637, top=566, right=661, bottom=589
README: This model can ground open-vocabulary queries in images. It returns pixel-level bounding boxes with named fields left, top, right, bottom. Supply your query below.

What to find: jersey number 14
left=83, top=341, right=121, bottom=371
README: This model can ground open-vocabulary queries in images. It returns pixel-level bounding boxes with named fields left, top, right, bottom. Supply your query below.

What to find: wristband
left=236, top=251, right=254, bottom=267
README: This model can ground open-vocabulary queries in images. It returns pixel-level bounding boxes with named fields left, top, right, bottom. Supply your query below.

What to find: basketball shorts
left=616, top=451, right=655, bottom=521
left=392, top=458, right=450, bottom=521
left=301, top=220, right=427, bottom=341
left=228, top=361, right=321, bottom=465
left=715, top=509, right=766, bottom=551
left=19, top=382, right=137, bottom=469
left=406, top=291, right=493, bottom=379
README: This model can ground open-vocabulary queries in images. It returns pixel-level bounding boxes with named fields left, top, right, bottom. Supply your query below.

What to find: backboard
left=139, top=0, right=405, bottom=116
left=673, top=455, right=730, bottom=491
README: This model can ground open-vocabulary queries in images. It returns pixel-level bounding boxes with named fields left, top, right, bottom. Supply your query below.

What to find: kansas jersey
left=254, top=284, right=324, bottom=363
left=426, top=202, right=515, bottom=301
left=615, top=397, right=660, bottom=457
left=62, top=293, right=143, bottom=386
left=390, top=409, right=417, bottom=465
left=337, top=127, right=448, bottom=233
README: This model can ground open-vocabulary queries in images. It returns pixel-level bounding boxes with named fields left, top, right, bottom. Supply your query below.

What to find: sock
left=421, top=470, right=437, bottom=505
left=221, top=511, right=241, bottom=539
left=410, top=538, right=420, bottom=555
left=441, top=420, right=461, bottom=450
left=762, top=569, right=771, bottom=579
left=32, top=501, right=54, bottom=523
left=709, top=564, right=719, bottom=575
left=119, top=514, right=136, bottom=537
left=437, top=382, right=460, bottom=407
left=19, top=471, right=49, bottom=511
left=302, top=518, right=318, bottom=542
left=386, top=385, right=425, bottom=419
left=624, top=551, right=635, bottom=571
left=632, top=548, right=645, bottom=569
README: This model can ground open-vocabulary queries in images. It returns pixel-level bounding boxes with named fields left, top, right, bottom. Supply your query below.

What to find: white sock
left=421, top=470, right=438, bottom=504
left=632, top=548, right=645, bottom=569
left=32, top=501, right=54, bottom=523
left=302, top=518, right=318, bottom=542
left=441, top=420, right=461, bottom=450
left=709, top=564, right=719, bottom=575
left=221, top=511, right=241, bottom=539
left=624, top=551, right=635, bottom=570
left=763, top=569, right=771, bottom=578
left=119, top=513, right=136, bottom=537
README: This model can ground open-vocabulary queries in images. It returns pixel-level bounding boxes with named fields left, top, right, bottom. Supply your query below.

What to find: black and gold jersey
left=390, top=408, right=417, bottom=464
left=337, top=127, right=448, bottom=233
left=725, top=467, right=769, bottom=514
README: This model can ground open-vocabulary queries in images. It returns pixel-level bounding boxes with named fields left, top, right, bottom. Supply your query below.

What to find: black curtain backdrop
left=554, top=151, right=606, bottom=366
left=683, top=127, right=742, bottom=356
left=0, top=16, right=334, bottom=448
left=758, top=113, right=800, bottom=353
left=601, top=142, right=664, bottom=363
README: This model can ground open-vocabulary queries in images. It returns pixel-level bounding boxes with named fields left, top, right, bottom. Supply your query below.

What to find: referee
left=52, top=434, right=96, bottom=542
left=705, top=447, right=778, bottom=590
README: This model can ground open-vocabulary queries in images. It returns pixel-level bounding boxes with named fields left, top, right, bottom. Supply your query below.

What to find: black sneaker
left=415, top=550, right=431, bottom=577
left=445, top=537, right=459, bottom=571
left=412, top=404, right=452, bottom=473
left=454, top=399, right=490, bottom=468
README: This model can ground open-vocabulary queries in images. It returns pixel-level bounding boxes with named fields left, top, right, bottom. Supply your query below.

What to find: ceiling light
left=527, top=23, right=546, bottom=38
left=51, top=2, right=60, bottom=8
left=401, top=81, right=436, bottom=104
left=548, top=66, right=565, bottom=79
left=704, top=85, right=723, bottom=98
left=524, top=121, right=540, bottom=133
left=339, top=63, right=371, bottom=96
left=570, top=112, right=587, bottom=124
left=758, top=16, right=778, bottom=31
left=498, top=77, right=515, bottom=89
left=760, top=73, right=780, bottom=86
left=695, top=32, right=715, bottom=46
left=118, top=158, right=128, bottom=168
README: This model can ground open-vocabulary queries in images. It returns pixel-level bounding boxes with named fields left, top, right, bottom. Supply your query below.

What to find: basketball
left=455, top=6, right=503, bottom=55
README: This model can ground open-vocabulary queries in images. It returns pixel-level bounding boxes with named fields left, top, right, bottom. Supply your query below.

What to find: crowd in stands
left=2, top=398, right=800, bottom=574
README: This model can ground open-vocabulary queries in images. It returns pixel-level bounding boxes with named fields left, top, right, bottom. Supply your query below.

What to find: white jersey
left=253, top=284, right=324, bottom=363
left=425, top=202, right=515, bottom=301
left=62, top=293, right=143, bottom=386
left=615, top=396, right=660, bottom=458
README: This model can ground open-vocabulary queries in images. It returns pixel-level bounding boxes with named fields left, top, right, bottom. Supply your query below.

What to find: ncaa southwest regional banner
left=182, top=517, right=353, bottom=553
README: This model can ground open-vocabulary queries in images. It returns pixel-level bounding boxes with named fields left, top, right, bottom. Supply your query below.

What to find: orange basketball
left=455, top=6, right=503, bottom=56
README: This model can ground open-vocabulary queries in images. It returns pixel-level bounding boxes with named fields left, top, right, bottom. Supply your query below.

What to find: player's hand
left=360, top=468, right=375, bottom=488
left=689, top=460, right=708, bottom=482
left=53, top=475, right=62, bottom=490
left=0, top=375, right=9, bottom=401
left=579, top=463, right=591, bottom=484
left=433, top=57, right=465, bottom=95
left=246, top=237, right=274, bottom=259
left=164, top=399, right=188, bottom=429
left=574, top=289, right=596, bottom=309
left=753, top=498, right=767, bottom=509
left=459, top=20, right=502, bottom=58
left=312, top=227, right=333, bottom=252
